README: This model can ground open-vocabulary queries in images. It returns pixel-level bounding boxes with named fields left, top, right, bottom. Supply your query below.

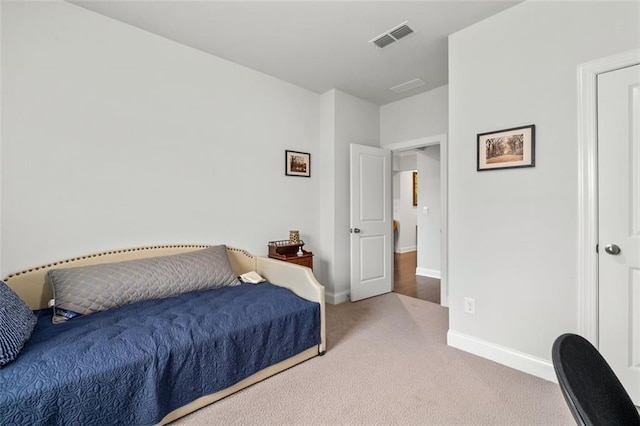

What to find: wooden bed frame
left=3, top=245, right=326, bottom=425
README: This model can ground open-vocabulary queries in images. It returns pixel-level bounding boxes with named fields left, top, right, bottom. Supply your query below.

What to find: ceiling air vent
left=389, top=24, right=414, bottom=41
left=372, top=34, right=396, bottom=49
left=390, top=78, right=426, bottom=94
left=370, top=21, right=416, bottom=50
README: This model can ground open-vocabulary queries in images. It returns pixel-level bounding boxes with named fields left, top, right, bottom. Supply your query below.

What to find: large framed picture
left=477, top=124, right=535, bottom=171
left=285, top=150, right=311, bottom=177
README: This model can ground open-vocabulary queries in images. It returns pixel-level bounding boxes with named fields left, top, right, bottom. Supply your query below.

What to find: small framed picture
left=477, top=125, right=535, bottom=171
left=285, top=150, right=311, bottom=177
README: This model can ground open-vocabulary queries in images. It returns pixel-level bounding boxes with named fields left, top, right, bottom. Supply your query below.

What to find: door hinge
left=596, top=244, right=599, bottom=253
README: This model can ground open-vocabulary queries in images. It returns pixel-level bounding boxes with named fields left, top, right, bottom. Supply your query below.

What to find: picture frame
left=285, top=150, right=311, bottom=177
left=412, top=171, right=418, bottom=206
left=477, top=124, right=535, bottom=171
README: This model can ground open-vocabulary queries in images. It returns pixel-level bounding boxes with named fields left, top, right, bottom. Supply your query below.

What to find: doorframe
left=577, top=48, right=640, bottom=346
left=383, top=133, right=448, bottom=307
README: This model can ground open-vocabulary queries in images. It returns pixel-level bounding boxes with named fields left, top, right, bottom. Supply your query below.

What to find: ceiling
left=70, top=1, right=521, bottom=106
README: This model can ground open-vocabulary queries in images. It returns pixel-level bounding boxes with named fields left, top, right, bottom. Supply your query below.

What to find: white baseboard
left=395, top=246, right=416, bottom=254
left=325, top=290, right=350, bottom=305
left=416, top=267, right=441, bottom=278
left=447, top=330, right=557, bottom=383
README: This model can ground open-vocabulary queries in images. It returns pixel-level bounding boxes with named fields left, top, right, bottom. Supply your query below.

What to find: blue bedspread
left=0, top=283, right=321, bottom=425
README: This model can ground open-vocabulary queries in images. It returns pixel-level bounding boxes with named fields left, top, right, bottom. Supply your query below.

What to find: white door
left=350, top=144, right=393, bottom=301
left=598, top=64, right=640, bottom=404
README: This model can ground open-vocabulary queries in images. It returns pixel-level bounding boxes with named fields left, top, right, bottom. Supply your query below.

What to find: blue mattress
left=0, top=282, right=321, bottom=425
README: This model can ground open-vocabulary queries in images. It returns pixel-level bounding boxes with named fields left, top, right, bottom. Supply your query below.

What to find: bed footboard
left=256, top=257, right=326, bottom=354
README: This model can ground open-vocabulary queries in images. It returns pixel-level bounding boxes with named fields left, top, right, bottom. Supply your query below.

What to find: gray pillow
left=0, top=280, right=37, bottom=367
left=48, top=245, right=239, bottom=323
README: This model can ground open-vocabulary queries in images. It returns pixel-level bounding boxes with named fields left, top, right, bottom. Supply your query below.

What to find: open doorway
left=392, top=156, right=440, bottom=304
left=385, top=134, right=448, bottom=307
left=394, top=249, right=441, bottom=303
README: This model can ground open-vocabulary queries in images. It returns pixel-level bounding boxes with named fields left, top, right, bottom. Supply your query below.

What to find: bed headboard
left=2, top=245, right=257, bottom=310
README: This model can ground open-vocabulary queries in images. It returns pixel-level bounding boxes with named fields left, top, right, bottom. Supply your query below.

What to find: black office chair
left=552, top=333, right=640, bottom=426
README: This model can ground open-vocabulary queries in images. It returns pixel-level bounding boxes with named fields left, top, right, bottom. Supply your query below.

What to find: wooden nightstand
left=268, top=241, right=314, bottom=271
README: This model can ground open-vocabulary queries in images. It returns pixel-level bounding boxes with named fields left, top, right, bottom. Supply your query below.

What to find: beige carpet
left=173, top=293, right=573, bottom=425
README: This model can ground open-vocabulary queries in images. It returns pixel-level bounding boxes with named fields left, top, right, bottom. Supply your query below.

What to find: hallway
left=393, top=251, right=441, bottom=304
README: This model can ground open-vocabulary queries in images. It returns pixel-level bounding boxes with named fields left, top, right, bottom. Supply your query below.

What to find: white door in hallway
left=597, top=63, right=640, bottom=405
left=350, top=144, right=393, bottom=301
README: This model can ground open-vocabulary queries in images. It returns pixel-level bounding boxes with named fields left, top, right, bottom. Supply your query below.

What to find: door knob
left=604, top=244, right=621, bottom=255
left=350, top=228, right=361, bottom=234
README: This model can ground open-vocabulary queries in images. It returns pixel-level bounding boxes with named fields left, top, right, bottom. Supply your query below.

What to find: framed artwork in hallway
left=413, top=171, right=418, bottom=206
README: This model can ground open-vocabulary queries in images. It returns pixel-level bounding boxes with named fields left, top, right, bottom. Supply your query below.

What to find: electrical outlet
left=464, top=297, right=476, bottom=315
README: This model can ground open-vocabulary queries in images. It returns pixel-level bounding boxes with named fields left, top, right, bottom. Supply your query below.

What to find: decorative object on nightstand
left=268, top=239, right=313, bottom=270
left=289, top=230, right=300, bottom=244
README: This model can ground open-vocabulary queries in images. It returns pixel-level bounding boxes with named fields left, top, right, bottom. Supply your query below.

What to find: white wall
left=317, top=91, right=336, bottom=289
left=334, top=92, right=381, bottom=299
left=381, top=85, right=448, bottom=279
left=393, top=169, right=417, bottom=253
left=393, top=154, right=417, bottom=173
left=380, top=85, right=448, bottom=145
left=319, top=89, right=379, bottom=303
left=0, top=1, right=3, bottom=274
left=447, top=0, right=640, bottom=378
left=1, top=1, right=321, bottom=274
left=416, top=146, right=440, bottom=277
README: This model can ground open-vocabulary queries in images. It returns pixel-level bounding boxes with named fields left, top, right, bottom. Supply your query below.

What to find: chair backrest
left=552, top=333, right=640, bottom=426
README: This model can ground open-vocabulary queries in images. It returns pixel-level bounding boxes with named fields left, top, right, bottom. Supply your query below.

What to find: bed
left=0, top=245, right=326, bottom=425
